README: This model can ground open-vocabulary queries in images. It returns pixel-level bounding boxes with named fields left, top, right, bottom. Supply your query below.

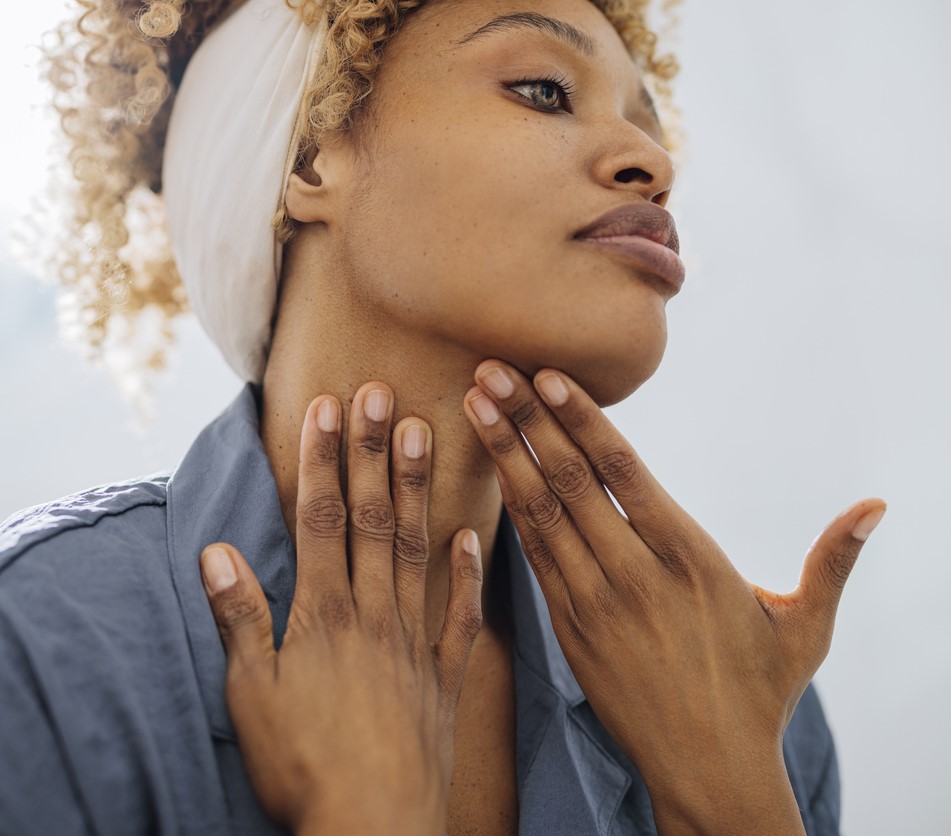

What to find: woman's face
left=305, top=0, right=679, bottom=406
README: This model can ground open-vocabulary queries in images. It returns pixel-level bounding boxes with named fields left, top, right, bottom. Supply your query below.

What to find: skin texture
left=460, top=361, right=886, bottom=832
left=262, top=0, right=673, bottom=644
left=198, top=0, right=887, bottom=832
left=201, top=388, right=485, bottom=835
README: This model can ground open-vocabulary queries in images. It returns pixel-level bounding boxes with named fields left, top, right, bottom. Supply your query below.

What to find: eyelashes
left=506, top=73, right=577, bottom=113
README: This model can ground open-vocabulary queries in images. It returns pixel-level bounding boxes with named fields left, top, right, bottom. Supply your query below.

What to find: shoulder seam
left=0, top=491, right=168, bottom=580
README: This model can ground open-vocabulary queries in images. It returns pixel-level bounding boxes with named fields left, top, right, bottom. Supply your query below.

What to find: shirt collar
left=166, top=382, right=585, bottom=740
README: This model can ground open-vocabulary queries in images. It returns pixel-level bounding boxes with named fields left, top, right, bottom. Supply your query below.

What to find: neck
left=260, top=262, right=506, bottom=644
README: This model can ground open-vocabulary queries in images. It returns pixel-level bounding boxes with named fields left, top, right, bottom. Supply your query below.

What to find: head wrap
left=162, top=0, right=329, bottom=382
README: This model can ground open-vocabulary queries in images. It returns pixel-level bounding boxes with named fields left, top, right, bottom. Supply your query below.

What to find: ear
left=284, top=145, right=340, bottom=224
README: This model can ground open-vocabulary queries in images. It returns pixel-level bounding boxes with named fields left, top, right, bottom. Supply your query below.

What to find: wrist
left=644, top=743, right=806, bottom=836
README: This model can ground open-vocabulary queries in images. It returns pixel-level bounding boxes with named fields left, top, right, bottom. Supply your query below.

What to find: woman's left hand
left=463, top=359, right=886, bottom=832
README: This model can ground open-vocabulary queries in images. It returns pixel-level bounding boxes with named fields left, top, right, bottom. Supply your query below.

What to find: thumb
left=200, top=543, right=275, bottom=670
left=790, top=498, right=887, bottom=621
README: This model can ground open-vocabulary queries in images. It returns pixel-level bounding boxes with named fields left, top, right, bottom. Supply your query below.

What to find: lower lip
left=576, top=235, right=685, bottom=292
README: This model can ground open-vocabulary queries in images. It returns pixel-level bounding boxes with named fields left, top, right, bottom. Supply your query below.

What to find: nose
left=591, top=122, right=676, bottom=208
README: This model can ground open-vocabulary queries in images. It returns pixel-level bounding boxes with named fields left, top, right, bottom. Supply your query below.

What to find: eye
left=507, top=74, right=576, bottom=113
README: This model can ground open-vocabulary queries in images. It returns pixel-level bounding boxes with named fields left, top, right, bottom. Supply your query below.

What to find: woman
left=0, top=0, right=885, bottom=833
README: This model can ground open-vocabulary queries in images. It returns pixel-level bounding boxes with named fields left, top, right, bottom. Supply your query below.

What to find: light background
left=1, top=1, right=948, bottom=833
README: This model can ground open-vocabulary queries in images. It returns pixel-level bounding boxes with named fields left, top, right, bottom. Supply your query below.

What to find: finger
left=432, top=530, right=483, bottom=707
left=295, top=396, right=352, bottom=613
left=532, top=367, right=709, bottom=569
left=200, top=543, right=275, bottom=672
left=474, top=360, right=635, bottom=557
left=783, top=499, right=887, bottom=626
left=347, top=383, right=398, bottom=613
left=462, top=383, right=604, bottom=601
left=494, top=465, right=577, bottom=622
left=391, top=417, right=433, bottom=639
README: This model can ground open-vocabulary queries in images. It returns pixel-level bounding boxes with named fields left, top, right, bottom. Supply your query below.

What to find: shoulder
left=0, top=475, right=219, bottom=832
left=0, top=472, right=184, bottom=688
left=0, top=472, right=170, bottom=577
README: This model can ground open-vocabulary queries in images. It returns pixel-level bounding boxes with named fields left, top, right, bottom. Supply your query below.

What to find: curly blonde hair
left=13, top=0, right=681, bottom=418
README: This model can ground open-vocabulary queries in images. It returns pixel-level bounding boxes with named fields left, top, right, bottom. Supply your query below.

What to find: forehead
left=396, top=0, right=641, bottom=74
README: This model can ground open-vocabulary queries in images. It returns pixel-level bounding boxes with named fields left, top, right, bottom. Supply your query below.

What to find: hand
left=463, top=359, right=886, bottom=832
left=198, top=383, right=483, bottom=836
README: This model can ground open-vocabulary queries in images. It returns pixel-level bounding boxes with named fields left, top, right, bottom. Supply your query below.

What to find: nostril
left=615, top=167, right=652, bottom=185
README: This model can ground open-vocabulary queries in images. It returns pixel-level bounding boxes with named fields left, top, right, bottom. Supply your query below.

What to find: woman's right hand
left=198, top=382, right=484, bottom=836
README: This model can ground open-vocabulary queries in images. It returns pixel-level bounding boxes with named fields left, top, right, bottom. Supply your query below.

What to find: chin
left=571, top=348, right=666, bottom=407
left=508, top=322, right=668, bottom=409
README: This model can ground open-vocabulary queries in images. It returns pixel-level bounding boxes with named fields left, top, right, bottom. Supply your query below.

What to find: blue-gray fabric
left=0, top=383, right=841, bottom=835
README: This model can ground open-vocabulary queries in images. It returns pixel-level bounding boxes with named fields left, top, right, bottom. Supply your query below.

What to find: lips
left=573, top=202, right=684, bottom=291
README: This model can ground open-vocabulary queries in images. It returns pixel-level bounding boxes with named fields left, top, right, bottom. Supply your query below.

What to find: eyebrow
left=455, top=12, right=597, bottom=58
left=454, top=12, right=660, bottom=128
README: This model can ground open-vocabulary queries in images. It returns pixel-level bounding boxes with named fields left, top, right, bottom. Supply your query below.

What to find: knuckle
left=562, top=608, right=589, bottom=651
left=351, top=497, right=395, bottom=540
left=524, top=489, right=564, bottom=532
left=821, top=547, right=857, bottom=590
left=548, top=457, right=593, bottom=502
left=356, top=428, right=388, bottom=457
left=214, top=588, right=268, bottom=637
left=317, top=590, right=355, bottom=633
left=455, top=559, right=484, bottom=587
left=298, top=494, right=347, bottom=538
left=310, top=431, right=339, bottom=465
left=591, top=582, right=620, bottom=620
left=565, top=407, right=594, bottom=433
left=393, top=527, right=429, bottom=568
left=618, top=561, right=660, bottom=613
left=488, top=430, right=520, bottom=458
left=510, top=399, right=544, bottom=430
left=523, top=531, right=558, bottom=578
left=654, top=551, right=696, bottom=588
left=649, top=531, right=697, bottom=588
left=396, top=465, right=428, bottom=493
left=593, top=449, right=644, bottom=494
left=450, top=600, right=483, bottom=639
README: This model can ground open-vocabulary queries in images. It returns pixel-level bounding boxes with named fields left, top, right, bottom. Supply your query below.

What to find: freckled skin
left=213, top=5, right=885, bottom=835
left=259, top=4, right=676, bottom=828
left=280, top=0, right=675, bottom=396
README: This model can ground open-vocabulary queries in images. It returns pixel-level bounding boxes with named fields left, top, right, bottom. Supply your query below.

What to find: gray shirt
left=0, top=383, right=840, bottom=835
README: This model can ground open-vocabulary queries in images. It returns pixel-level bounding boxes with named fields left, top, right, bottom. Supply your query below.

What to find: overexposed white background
left=1, top=1, right=948, bottom=833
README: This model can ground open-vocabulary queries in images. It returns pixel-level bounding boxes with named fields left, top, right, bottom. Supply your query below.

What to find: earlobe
left=284, top=170, right=326, bottom=224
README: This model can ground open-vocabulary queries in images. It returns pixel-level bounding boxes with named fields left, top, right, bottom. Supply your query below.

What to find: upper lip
left=573, top=202, right=680, bottom=255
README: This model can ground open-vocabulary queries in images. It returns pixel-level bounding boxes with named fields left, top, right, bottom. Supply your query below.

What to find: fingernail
left=536, top=372, right=568, bottom=406
left=462, top=530, right=479, bottom=555
left=470, top=392, right=501, bottom=425
left=364, top=389, right=390, bottom=422
left=317, top=398, right=338, bottom=432
left=852, top=507, right=886, bottom=542
left=479, top=367, right=514, bottom=399
left=402, top=423, right=426, bottom=459
left=201, top=547, right=237, bottom=593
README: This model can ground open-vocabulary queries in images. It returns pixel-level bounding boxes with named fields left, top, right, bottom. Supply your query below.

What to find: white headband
left=162, top=0, right=329, bottom=382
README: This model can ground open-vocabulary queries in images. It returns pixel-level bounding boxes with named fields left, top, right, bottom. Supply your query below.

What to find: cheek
left=340, top=112, right=670, bottom=398
left=343, top=118, right=562, bottom=307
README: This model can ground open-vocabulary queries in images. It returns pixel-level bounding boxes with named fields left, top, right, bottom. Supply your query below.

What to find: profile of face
left=284, top=0, right=678, bottom=407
